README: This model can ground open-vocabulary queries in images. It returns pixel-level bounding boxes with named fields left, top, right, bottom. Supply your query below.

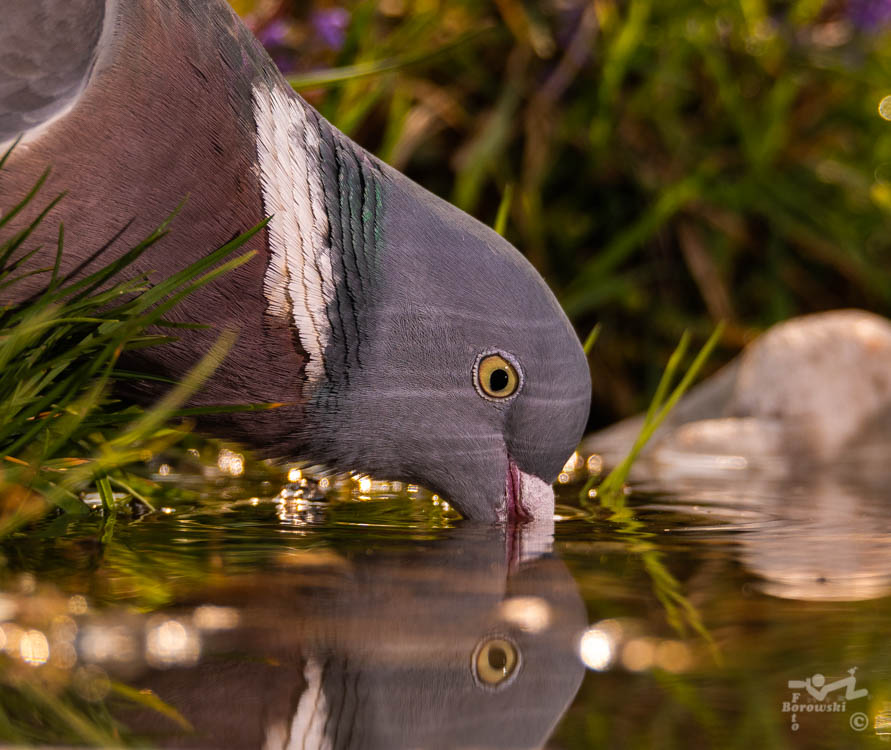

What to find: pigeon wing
left=0, top=0, right=106, bottom=144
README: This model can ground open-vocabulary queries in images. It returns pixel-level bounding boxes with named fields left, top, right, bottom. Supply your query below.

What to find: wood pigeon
left=0, top=0, right=591, bottom=523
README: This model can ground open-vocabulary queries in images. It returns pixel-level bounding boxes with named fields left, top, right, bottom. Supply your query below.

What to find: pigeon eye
left=472, top=637, right=520, bottom=688
left=475, top=353, right=521, bottom=400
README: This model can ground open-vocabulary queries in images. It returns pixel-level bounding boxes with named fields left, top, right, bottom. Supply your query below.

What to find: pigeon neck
left=252, top=84, right=385, bottom=398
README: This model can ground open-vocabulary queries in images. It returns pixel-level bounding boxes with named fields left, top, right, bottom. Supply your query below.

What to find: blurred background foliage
left=230, top=0, right=891, bottom=429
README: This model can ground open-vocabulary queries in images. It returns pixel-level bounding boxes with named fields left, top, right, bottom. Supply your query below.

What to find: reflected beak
left=505, top=457, right=555, bottom=523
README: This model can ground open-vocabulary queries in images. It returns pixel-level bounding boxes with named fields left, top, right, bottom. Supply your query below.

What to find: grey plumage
left=0, top=0, right=105, bottom=140
left=0, top=0, right=591, bottom=522
left=116, top=527, right=586, bottom=749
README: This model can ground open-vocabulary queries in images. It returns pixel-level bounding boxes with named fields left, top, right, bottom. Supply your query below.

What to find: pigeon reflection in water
left=119, top=525, right=586, bottom=749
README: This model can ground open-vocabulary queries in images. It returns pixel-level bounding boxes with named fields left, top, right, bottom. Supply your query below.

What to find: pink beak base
left=505, top=458, right=555, bottom=523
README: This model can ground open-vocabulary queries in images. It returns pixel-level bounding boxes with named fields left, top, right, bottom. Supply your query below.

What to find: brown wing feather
left=0, top=0, right=309, bottom=448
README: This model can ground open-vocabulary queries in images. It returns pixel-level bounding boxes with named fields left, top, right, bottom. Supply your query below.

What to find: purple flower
left=848, top=0, right=891, bottom=31
left=312, top=7, right=350, bottom=50
left=257, top=18, right=290, bottom=48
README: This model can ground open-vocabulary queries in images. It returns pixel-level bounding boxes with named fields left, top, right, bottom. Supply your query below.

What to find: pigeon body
left=0, top=0, right=591, bottom=522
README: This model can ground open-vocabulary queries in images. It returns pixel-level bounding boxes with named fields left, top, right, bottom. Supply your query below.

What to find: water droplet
left=217, top=449, right=244, bottom=477
left=586, top=454, right=603, bottom=474
left=20, top=630, right=49, bottom=665
left=145, top=618, right=200, bottom=667
left=579, top=621, right=623, bottom=671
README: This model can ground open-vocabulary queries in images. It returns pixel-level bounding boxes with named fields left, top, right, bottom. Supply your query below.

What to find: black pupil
left=488, top=646, right=508, bottom=671
left=489, top=368, right=510, bottom=393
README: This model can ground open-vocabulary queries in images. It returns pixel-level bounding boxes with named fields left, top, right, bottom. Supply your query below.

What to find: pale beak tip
left=517, top=469, right=555, bottom=521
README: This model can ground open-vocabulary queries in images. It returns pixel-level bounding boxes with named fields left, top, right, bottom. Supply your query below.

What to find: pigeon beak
left=505, top=457, right=555, bottom=523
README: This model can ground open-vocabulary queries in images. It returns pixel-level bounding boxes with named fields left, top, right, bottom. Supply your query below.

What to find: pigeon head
left=325, top=172, right=591, bottom=523
left=253, top=86, right=591, bottom=522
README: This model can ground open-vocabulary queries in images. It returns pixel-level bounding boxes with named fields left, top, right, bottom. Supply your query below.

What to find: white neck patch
left=252, top=85, right=336, bottom=384
left=263, top=658, right=332, bottom=750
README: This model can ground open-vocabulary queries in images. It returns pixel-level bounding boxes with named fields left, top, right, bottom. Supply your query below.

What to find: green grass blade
left=287, top=28, right=492, bottom=90
left=643, top=330, right=690, bottom=426
left=591, top=322, right=725, bottom=506
left=582, top=323, right=602, bottom=356
left=493, top=184, right=515, bottom=236
left=0, top=168, right=52, bottom=231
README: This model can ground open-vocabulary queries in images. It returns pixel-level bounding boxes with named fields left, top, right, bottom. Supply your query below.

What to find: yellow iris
left=473, top=637, right=520, bottom=687
left=477, top=354, right=519, bottom=399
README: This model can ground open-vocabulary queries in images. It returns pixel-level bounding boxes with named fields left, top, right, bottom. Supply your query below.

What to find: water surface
left=1, top=453, right=889, bottom=749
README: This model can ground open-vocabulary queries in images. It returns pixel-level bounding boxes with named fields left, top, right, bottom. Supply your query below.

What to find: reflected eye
left=475, top=353, right=521, bottom=400
left=472, top=637, right=520, bottom=688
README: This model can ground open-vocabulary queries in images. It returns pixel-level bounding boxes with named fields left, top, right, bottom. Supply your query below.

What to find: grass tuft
left=0, top=141, right=262, bottom=533
left=582, top=322, right=725, bottom=508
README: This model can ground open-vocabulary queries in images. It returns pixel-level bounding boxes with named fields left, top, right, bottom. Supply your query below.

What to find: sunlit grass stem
left=582, top=322, right=725, bottom=507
